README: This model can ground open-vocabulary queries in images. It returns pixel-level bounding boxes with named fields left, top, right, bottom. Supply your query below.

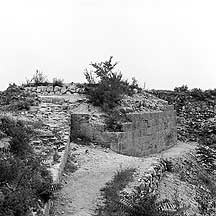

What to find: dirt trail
left=51, top=141, right=196, bottom=216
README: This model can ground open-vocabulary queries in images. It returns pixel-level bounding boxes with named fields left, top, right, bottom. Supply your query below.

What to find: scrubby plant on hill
left=0, top=84, right=39, bottom=111
left=0, top=115, right=53, bottom=216
left=95, top=168, right=136, bottom=216
left=24, top=70, right=66, bottom=88
left=84, top=56, right=142, bottom=112
left=95, top=167, right=186, bottom=216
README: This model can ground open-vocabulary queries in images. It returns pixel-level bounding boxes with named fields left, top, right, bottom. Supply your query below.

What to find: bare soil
left=51, top=141, right=196, bottom=216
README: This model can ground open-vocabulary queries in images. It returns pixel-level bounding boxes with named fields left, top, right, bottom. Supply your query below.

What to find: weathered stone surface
left=71, top=107, right=177, bottom=157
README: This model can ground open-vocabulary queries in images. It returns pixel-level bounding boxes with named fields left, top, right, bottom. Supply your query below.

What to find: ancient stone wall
left=24, top=84, right=84, bottom=95
left=120, top=159, right=168, bottom=199
left=71, top=105, right=177, bottom=157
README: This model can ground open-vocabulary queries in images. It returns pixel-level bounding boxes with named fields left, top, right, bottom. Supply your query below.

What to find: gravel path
left=51, top=141, right=196, bottom=216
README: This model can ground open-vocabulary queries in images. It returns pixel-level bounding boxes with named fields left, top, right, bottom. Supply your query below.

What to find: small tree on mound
left=84, top=56, right=141, bottom=112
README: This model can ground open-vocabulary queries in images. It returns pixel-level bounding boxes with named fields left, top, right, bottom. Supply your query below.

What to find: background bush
left=84, top=56, right=142, bottom=112
left=0, top=84, right=38, bottom=111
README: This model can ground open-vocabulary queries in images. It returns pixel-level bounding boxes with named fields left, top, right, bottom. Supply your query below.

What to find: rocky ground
left=50, top=141, right=196, bottom=216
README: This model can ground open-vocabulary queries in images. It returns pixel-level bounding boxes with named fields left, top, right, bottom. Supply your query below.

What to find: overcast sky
left=0, top=0, right=215, bottom=91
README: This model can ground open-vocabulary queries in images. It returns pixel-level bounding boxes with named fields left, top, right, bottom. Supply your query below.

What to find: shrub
left=95, top=168, right=136, bottom=216
left=31, top=70, right=48, bottom=86
left=0, top=116, right=54, bottom=216
left=0, top=116, right=33, bottom=157
left=0, top=153, right=53, bottom=216
left=105, top=113, right=123, bottom=132
left=195, top=119, right=216, bottom=174
left=52, top=78, right=64, bottom=87
left=95, top=166, right=186, bottom=216
left=0, top=84, right=38, bottom=111
left=24, top=70, right=48, bottom=87
left=120, top=190, right=178, bottom=216
left=104, top=110, right=130, bottom=132
left=84, top=57, right=142, bottom=112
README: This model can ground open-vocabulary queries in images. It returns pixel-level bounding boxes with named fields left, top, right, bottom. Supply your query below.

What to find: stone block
left=70, top=109, right=177, bottom=157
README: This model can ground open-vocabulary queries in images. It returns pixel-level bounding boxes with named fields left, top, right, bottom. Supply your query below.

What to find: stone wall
left=24, top=84, right=84, bottom=95
left=71, top=105, right=177, bottom=157
left=120, top=159, right=168, bottom=200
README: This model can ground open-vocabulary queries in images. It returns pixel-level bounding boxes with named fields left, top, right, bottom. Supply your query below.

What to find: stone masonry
left=71, top=105, right=177, bottom=157
left=25, top=85, right=177, bottom=157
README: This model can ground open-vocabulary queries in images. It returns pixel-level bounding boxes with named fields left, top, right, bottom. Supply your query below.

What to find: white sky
left=0, top=0, right=216, bottom=90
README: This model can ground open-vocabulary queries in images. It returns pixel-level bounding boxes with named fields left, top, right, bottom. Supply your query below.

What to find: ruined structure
left=71, top=106, right=177, bottom=157
left=25, top=84, right=177, bottom=157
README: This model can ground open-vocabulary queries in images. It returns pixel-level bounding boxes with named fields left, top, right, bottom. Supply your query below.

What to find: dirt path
left=51, top=141, right=196, bottom=216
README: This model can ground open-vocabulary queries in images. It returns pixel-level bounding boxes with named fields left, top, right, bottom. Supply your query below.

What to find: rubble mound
left=0, top=84, right=39, bottom=111
left=119, top=91, right=169, bottom=113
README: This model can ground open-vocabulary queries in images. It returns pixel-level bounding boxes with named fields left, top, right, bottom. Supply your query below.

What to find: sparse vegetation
left=95, top=168, right=136, bottom=216
left=0, top=115, right=54, bottom=216
left=84, top=56, right=142, bottom=112
left=64, top=153, right=78, bottom=174
left=1, top=66, right=216, bottom=215
left=0, top=116, right=33, bottom=157
left=0, top=83, right=39, bottom=111
left=25, top=70, right=49, bottom=87
left=52, top=78, right=64, bottom=87
left=95, top=167, right=187, bottom=216
left=119, top=189, right=188, bottom=216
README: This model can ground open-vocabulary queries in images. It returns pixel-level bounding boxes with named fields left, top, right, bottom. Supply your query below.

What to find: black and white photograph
left=0, top=1, right=216, bottom=215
